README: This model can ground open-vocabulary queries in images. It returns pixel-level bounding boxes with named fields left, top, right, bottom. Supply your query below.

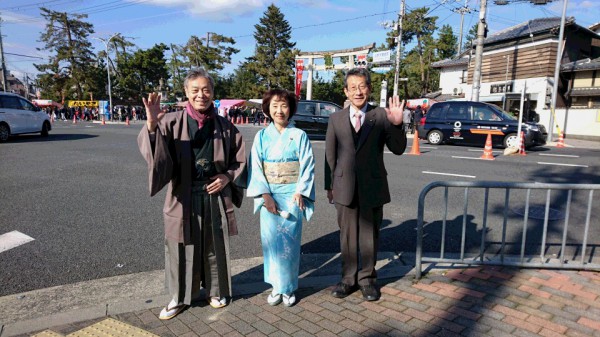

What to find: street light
left=93, top=33, right=119, bottom=121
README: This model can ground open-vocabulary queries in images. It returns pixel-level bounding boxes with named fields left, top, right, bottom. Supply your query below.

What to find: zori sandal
left=159, top=302, right=186, bottom=320
left=208, top=296, right=227, bottom=309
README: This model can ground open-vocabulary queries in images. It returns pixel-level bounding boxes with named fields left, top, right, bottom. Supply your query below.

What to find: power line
left=233, top=10, right=398, bottom=39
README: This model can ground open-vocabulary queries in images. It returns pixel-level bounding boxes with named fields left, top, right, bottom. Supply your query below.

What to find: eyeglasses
left=347, top=84, right=368, bottom=93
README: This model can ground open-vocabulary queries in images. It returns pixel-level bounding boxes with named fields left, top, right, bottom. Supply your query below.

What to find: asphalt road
left=1, top=120, right=599, bottom=296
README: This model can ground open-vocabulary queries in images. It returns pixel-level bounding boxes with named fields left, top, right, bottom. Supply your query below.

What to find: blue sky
left=1, top=0, right=598, bottom=81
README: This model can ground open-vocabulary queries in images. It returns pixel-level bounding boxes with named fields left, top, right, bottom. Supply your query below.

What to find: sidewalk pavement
left=2, top=257, right=600, bottom=337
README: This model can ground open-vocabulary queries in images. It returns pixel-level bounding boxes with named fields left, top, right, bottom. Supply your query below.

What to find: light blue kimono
left=247, top=123, right=315, bottom=295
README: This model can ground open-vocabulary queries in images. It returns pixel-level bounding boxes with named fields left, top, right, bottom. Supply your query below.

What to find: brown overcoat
left=138, top=109, right=247, bottom=243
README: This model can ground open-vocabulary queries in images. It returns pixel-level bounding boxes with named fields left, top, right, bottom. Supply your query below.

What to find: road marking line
left=467, top=149, right=502, bottom=153
left=0, top=231, right=35, bottom=253
left=420, top=146, right=437, bottom=149
left=537, top=162, right=589, bottom=168
left=422, top=171, right=476, bottom=178
left=452, top=156, right=493, bottom=160
left=538, top=153, right=580, bottom=158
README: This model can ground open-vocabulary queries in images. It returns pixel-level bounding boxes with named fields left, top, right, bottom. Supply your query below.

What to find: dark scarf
left=186, top=102, right=215, bottom=128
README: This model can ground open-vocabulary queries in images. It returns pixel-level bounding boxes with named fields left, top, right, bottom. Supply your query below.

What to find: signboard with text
left=372, top=50, right=391, bottom=63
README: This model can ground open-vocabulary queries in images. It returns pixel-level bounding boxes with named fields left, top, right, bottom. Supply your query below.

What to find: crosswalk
left=0, top=230, right=35, bottom=253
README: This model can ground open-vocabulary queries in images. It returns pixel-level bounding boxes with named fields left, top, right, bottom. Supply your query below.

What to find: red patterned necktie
left=354, top=112, right=361, bottom=132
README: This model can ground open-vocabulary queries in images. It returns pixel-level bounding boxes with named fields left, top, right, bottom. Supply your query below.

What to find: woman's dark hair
left=262, top=88, right=298, bottom=120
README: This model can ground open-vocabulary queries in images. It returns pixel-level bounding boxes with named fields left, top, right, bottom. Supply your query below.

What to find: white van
left=0, top=92, right=51, bottom=142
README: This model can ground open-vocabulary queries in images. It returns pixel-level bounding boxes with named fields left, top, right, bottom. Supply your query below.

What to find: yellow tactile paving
left=31, top=331, right=64, bottom=337
left=66, top=318, right=158, bottom=337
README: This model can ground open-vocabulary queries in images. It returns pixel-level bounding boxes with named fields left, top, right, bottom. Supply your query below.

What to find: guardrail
left=415, top=181, right=600, bottom=279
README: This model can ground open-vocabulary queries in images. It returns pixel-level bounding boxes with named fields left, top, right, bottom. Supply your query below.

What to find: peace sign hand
left=143, top=92, right=165, bottom=132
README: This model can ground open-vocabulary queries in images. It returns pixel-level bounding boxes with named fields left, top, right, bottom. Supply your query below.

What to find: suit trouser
left=336, top=202, right=383, bottom=287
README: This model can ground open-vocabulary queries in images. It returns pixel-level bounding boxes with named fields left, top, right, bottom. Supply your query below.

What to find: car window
left=488, top=104, right=517, bottom=120
left=19, top=98, right=37, bottom=111
left=318, top=103, right=339, bottom=117
left=297, top=102, right=317, bottom=115
left=447, top=103, right=469, bottom=120
left=472, top=105, right=501, bottom=121
left=427, top=104, right=444, bottom=119
left=0, top=96, right=22, bottom=110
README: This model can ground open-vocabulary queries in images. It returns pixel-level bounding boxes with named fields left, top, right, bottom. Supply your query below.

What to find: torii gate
left=295, top=43, right=375, bottom=100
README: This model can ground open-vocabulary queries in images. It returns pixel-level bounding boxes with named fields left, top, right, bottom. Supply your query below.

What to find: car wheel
left=504, top=133, right=519, bottom=148
left=0, top=123, right=10, bottom=142
left=427, top=130, right=443, bottom=145
left=41, top=122, right=50, bottom=137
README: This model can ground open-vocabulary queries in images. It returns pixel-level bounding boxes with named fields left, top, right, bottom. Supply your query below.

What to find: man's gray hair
left=184, top=67, right=215, bottom=90
left=344, top=68, right=371, bottom=88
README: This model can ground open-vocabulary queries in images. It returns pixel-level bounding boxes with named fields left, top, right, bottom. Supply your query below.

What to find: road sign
left=373, top=50, right=391, bottom=63
left=214, top=100, right=220, bottom=108
left=372, top=67, right=392, bottom=74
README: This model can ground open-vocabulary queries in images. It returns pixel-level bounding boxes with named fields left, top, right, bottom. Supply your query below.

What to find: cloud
left=133, top=0, right=353, bottom=22
left=579, top=0, right=598, bottom=8
left=135, top=0, right=267, bottom=21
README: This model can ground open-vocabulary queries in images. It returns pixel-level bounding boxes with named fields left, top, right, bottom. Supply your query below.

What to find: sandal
left=283, top=293, right=296, bottom=307
left=267, top=293, right=282, bottom=306
left=159, top=301, right=186, bottom=320
left=208, top=296, right=227, bottom=309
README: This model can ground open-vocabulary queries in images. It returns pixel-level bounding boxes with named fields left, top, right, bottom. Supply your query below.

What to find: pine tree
left=402, top=7, right=437, bottom=96
left=35, top=8, right=96, bottom=100
left=114, top=44, right=169, bottom=103
left=437, top=24, right=457, bottom=60
left=463, top=24, right=478, bottom=51
left=246, top=4, right=297, bottom=92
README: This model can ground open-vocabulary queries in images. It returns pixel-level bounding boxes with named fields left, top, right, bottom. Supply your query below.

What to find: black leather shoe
left=331, top=282, right=356, bottom=298
left=360, top=284, right=380, bottom=301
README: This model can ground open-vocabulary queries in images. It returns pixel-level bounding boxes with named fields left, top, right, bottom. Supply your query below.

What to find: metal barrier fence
left=415, top=181, right=600, bottom=279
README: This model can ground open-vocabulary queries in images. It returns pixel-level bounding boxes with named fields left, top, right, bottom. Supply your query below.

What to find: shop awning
left=218, top=99, right=246, bottom=108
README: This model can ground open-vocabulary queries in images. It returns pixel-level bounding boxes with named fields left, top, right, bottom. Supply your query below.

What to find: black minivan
left=292, top=100, right=343, bottom=139
left=418, top=101, right=547, bottom=148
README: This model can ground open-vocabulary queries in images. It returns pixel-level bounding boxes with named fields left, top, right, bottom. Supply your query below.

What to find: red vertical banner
left=295, top=59, right=304, bottom=99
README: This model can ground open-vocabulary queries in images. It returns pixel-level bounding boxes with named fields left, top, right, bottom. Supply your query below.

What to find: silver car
left=0, top=92, right=51, bottom=142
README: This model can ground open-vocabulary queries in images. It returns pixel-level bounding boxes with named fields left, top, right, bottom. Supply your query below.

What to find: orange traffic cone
left=519, top=131, right=527, bottom=156
left=408, top=130, right=421, bottom=155
left=125, top=116, right=130, bottom=126
left=480, top=133, right=495, bottom=160
left=556, top=131, right=565, bottom=148
left=102, top=116, right=106, bottom=126
left=73, top=115, right=77, bottom=124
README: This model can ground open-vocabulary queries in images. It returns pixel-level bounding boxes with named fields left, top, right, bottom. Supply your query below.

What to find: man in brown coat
left=138, top=68, right=246, bottom=320
left=325, top=68, right=406, bottom=301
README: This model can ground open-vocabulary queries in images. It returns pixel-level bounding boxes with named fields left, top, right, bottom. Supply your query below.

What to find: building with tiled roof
left=431, top=17, right=600, bottom=140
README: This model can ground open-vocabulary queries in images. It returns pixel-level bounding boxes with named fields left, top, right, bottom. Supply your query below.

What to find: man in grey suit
left=325, top=68, right=407, bottom=301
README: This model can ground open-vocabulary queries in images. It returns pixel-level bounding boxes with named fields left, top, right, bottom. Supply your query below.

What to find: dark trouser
left=164, top=182, right=231, bottom=305
left=335, top=202, right=383, bottom=287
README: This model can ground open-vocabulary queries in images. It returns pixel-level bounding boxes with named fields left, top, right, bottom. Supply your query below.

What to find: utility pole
left=453, top=0, right=474, bottom=56
left=206, top=32, right=211, bottom=48
left=93, top=33, right=119, bottom=121
left=548, top=0, right=568, bottom=142
left=393, top=0, right=405, bottom=97
left=0, top=17, right=8, bottom=92
left=471, top=0, right=487, bottom=102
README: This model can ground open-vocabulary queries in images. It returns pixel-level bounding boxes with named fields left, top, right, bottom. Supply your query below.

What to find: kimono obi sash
left=263, top=161, right=299, bottom=184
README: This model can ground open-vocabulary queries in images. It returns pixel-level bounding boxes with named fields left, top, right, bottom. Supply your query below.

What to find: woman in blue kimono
left=247, top=88, right=315, bottom=307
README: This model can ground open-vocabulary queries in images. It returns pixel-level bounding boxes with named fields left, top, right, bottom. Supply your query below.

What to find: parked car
left=417, top=101, right=547, bottom=148
left=0, top=92, right=51, bottom=142
left=292, top=100, right=343, bottom=139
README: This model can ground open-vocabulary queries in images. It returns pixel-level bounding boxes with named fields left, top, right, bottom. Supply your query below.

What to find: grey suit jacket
left=138, top=109, right=247, bottom=243
left=325, top=104, right=406, bottom=208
